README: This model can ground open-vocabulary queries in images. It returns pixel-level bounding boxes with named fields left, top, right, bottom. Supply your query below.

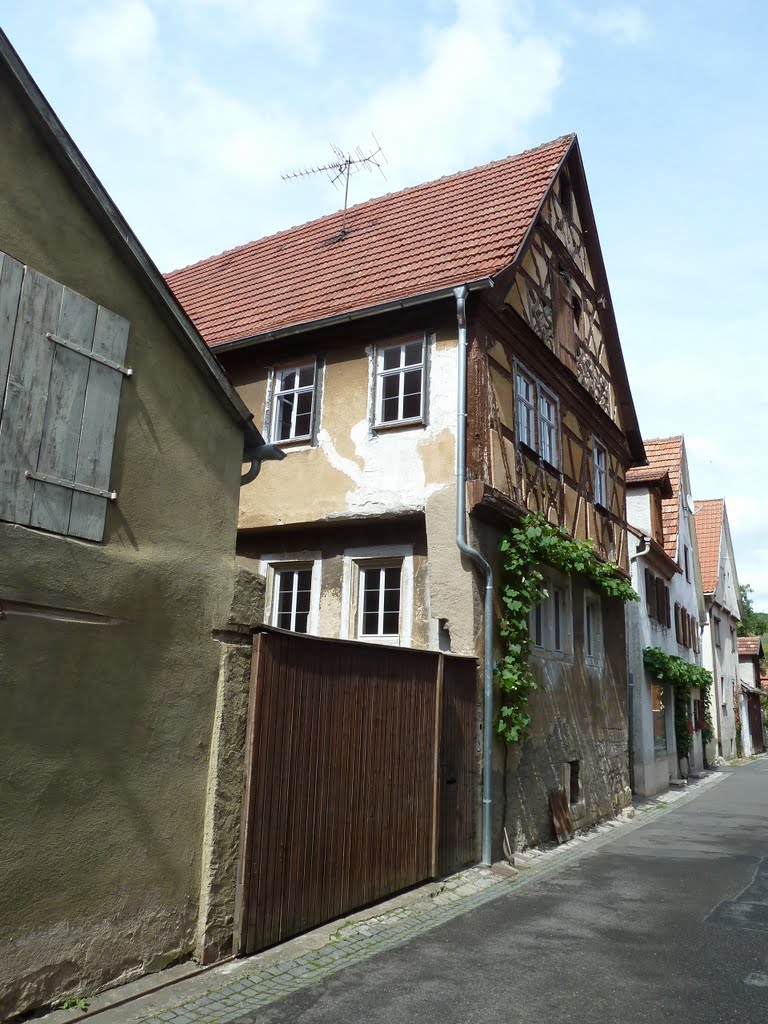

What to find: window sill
left=518, top=442, right=539, bottom=463
left=541, top=458, right=561, bottom=476
left=357, top=633, right=402, bottom=646
left=373, top=418, right=425, bottom=434
left=594, top=501, right=610, bottom=516
left=272, top=435, right=314, bottom=450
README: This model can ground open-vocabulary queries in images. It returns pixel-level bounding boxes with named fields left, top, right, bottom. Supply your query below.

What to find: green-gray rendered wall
left=0, top=72, right=249, bottom=1016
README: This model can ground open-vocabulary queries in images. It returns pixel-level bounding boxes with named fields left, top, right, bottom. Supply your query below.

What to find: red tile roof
left=165, top=135, right=575, bottom=347
left=625, top=465, right=672, bottom=497
left=738, top=636, right=762, bottom=657
left=694, top=498, right=724, bottom=595
left=640, top=437, right=683, bottom=561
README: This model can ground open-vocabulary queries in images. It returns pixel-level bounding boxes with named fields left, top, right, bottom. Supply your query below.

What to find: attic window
left=559, top=174, right=572, bottom=217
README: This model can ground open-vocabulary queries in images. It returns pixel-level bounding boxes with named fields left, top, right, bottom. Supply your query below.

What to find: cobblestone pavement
left=48, top=769, right=727, bottom=1024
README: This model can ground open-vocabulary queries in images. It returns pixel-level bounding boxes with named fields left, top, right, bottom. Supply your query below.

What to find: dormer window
left=375, top=338, right=425, bottom=427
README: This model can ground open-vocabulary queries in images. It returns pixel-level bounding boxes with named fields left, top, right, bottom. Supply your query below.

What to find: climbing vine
left=642, top=646, right=714, bottom=761
left=496, top=513, right=638, bottom=744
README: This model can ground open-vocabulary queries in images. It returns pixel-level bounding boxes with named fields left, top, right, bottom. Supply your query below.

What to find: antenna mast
left=282, top=138, right=386, bottom=232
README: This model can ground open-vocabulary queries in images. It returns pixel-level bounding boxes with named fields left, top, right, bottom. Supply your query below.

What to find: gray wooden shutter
left=0, top=251, right=130, bottom=542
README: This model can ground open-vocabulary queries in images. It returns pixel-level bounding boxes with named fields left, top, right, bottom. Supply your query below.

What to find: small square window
left=593, top=441, right=607, bottom=508
left=375, top=339, right=425, bottom=426
left=272, top=362, right=317, bottom=442
left=359, top=563, right=402, bottom=638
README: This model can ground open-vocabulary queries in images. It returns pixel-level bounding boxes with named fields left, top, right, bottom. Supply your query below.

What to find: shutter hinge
left=26, top=469, right=117, bottom=501
left=46, top=332, right=133, bottom=377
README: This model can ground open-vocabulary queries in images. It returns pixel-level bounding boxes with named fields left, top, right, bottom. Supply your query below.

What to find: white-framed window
left=530, top=573, right=571, bottom=657
left=515, top=369, right=535, bottom=449
left=341, top=544, right=414, bottom=645
left=274, top=566, right=313, bottom=633
left=584, top=591, right=602, bottom=662
left=271, top=362, right=317, bottom=443
left=593, top=440, right=607, bottom=508
left=260, top=554, right=321, bottom=635
left=714, top=617, right=721, bottom=648
left=375, top=338, right=425, bottom=427
left=358, top=563, right=402, bottom=638
left=513, top=361, right=560, bottom=469
left=538, top=386, right=558, bottom=467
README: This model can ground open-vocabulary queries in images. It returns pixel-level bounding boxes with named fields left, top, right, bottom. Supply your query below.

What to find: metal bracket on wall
left=46, top=331, right=133, bottom=377
left=25, top=469, right=117, bottom=500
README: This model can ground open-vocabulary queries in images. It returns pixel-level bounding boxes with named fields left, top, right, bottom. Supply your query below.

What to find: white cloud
left=341, top=0, right=563, bottom=187
left=177, top=0, right=328, bottom=57
left=69, top=0, right=157, bottom=67
left=568, top=5, right=649, bottom=45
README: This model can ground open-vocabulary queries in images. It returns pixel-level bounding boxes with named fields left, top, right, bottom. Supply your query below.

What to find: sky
left=3, top=1, right=768, bottom=606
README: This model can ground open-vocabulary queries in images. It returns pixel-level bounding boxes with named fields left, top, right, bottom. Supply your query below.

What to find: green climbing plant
left=642, top=646, right=714, bottom=760
left=496, top=512, right=638, bottom=744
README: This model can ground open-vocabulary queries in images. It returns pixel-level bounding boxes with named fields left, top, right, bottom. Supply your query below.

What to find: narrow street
left=247, top=761, right=768, bottom=1024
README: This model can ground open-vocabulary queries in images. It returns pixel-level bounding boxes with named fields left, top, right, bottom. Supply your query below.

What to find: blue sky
left=3, top=1, right=768, bottom=606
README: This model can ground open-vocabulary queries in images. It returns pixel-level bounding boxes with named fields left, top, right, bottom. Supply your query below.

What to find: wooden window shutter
left=674, top=603, right=682, bottom=644
left=644, top=568, right=655, bottom=619
left=693, top=622, right=699, bottom=654
left=553, top=274, right=578, bottom=374
left=655, top=577, right=665, bottom=623
left=0, top=251, right=130, bottom=542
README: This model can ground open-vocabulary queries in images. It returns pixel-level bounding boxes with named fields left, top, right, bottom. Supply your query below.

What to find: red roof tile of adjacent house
left=638, top=437, right=683, bottom=561
left=693, top=498, right=724, bottom=595
left=738, top=636, right=762, bottom=657
left=165, top=135, right=575, bottom=347
left=625, top=465, right=673, bottom=497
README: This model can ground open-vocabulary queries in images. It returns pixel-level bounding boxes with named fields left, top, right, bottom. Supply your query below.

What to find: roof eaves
left=0, top=29, right=258, bottom=437
left=212, top=276, right=495, bottom=353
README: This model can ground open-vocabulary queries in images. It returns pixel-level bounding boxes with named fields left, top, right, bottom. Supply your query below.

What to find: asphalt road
left=243, top=761, right=768, bottom=1024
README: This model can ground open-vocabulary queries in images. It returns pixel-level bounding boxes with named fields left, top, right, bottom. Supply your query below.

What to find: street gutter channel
left=42, top=768, right=732, bottom=1024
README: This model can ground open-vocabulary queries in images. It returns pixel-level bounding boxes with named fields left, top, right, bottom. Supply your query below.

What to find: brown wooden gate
left=748, top=693, right=765, bottom=754
left=235, top=627, right=476, bottom=955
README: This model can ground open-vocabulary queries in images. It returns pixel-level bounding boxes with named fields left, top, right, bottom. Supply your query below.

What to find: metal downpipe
left=454, top=285, right=495, bottom=866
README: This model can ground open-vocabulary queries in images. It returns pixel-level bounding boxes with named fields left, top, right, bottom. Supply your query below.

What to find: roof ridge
left=166, top=133, right=576, bottom=277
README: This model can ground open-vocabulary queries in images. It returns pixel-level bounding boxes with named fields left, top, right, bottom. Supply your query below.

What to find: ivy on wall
left=642, top=646, right=714, bottom=761
left=496, top=513, right=638, bottom=744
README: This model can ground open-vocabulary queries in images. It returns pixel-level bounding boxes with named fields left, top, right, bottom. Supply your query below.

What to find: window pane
left=403, top=341, right=423, bottom=366
left=383, top=566, right=401, bottom=589
left=554, top=590, right=562, bottom=651
left=534, top=603, right=543, bottom=647
left=381, top=374, right=400, bottom=422
left=298, top=364, right=315, bottom=388
left=382, top=611, right=400, bottom=635
left=363, top=583, right=380, bottom=617
left=279, top=368, right=298, bottom=391
left=382, top=346, right=401, bottom=371
left=276, top=393, right=295, bottom=440
left=362, top=610, right=379, bottom=635
left=402, top=369, right=422, bottom=419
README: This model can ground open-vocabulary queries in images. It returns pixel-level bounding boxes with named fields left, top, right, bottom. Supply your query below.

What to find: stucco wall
left=233, top=327, right=458, bottom=531
left=0, top=73, right=247, bottom=1017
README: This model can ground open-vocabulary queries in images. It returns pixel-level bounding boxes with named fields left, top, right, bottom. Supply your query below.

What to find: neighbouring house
left=625, top=436, right=707, bottom=795
left=737, top=636, right=765, bottom=755
left=0, top=33, right=275, bottom=1018
left=694, top=499, right=742, bottom=760
left=167, top=132, right=646, bottom=857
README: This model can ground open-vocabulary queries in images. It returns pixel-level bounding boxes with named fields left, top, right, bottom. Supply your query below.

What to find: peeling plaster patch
left=316, top=340, right=459, bottom=516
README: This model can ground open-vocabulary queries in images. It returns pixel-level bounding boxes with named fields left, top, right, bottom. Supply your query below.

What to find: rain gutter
left=212, top=278, right=494, bottom=354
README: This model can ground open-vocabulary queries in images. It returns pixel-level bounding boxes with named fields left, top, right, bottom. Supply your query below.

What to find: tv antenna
left=281, top=137, right=387, bottom=233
